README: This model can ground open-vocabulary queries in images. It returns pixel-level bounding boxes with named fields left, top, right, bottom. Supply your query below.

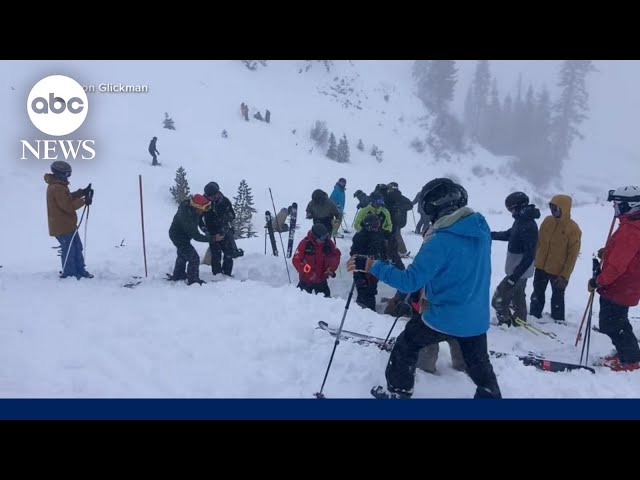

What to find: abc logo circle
left=27, top=75, right=88, bottom=136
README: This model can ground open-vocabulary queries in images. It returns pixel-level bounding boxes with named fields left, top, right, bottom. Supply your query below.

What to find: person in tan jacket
left=529, top=194, right=582, bottom=323
left=45, top=161, right=94, bottom=279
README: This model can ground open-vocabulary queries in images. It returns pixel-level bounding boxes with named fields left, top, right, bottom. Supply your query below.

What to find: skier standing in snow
left=201, top=182, right=243, bottom=277
left=412, top=189, right=429, bottom=235
left=529, top=194, right=582, bottom=324
left=329, top=178, right=347, bottom=237
left=349, top=214, right=396, bottom=311
left=589, top=186, right=640, bottom=371
left=149, top=136, right=160, bottom=166
left=353, top=191, right=392, bottom=233
left=353, top=189, right=370, bottom=210
left=385, top=182, right=413, bottom=257
left=490, top=192, right=540, bottom=327
left=168, top=194, right=212, bottom=285
left=305, top=189, right=342, bottom=234
left=45, top=161, right=94, bottom=280
left=292, top=223, right=341, bottom=297
left=347, top=178, right=501, bottom=399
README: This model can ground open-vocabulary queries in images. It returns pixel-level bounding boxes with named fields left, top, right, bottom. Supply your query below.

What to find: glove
left=554, top=276, right=568, bottom=290
left=394, top=301, right=413, bottom=318
left=588, top=278, right=598, bottom=293
left=82, top=184, right=93, bottom=197
left=346, top=255, right=374, bottom=273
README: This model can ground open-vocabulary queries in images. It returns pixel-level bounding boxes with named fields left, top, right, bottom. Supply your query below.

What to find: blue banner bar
left=1, top=399, right=639, bottom=420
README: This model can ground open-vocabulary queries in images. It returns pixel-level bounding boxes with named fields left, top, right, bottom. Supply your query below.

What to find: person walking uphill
left=491, top=192, right=540, bottom=327
left=149, top=136, right=160, bottom=166
left=292, top=223, right=341, bottom=297
left=589, top=186, right=640, bottom=371
left=168, top=194, right=212, bottom=285
left=530, top=194, right=582, bottom=323
left=45, top=161, right=94, bottom=280
left=347, top=178, right=501, bottom=399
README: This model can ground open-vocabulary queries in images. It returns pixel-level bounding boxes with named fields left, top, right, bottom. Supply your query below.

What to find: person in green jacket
left=353, top=191, right=392, bottom=233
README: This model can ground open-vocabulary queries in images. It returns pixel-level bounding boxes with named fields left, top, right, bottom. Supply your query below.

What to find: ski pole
left=411, top=208, right=417, bottom=229
left=580, top=289, right=595, bottom=366
left=83, top=204, right=90, bottom=263
left=268, top=188, right=291, bottom=284
left=139, top=175, right=148, bottom=277
left=315, top=279, right=357, bottom=399
left=382, top=292, right=411, bottom=350
left=264, top=227, right=267, bottom=255
left=61, top=205, right=88, bottom=276
left=576, top=214, right=616, bottom=345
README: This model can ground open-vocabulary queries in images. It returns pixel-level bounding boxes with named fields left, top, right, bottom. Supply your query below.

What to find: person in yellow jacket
left=353, top=191, right=392, bottom=233
left=529, top=194, right=582, bottom=323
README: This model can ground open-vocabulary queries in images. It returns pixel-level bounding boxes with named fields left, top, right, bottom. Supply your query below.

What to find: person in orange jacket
left=292, top=223, right=341, bottom=297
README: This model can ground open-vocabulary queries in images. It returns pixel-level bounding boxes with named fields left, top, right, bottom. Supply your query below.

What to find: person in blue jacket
left=347, top=178, right=502, bottom=400
left=329, top=178, right=347, bottom=236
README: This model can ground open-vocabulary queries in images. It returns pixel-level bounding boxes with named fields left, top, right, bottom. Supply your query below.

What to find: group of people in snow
left=43, top=159, right=640, bottom=397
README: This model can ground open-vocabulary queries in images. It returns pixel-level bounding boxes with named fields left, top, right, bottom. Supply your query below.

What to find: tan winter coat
left=534, top=194, right=582, bottom=280
left=44, top=174, right=85, bottom=236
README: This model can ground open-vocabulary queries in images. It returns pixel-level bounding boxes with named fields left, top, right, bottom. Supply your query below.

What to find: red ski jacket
left=292, top=232, right=341, bottom=284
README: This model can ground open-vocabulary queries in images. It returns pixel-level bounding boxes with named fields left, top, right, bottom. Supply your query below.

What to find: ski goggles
left=372, top=198, right=384, bottom=207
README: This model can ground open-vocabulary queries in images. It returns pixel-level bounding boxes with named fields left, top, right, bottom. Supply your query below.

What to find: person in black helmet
left=347, top=178, right=501, bottom=400
left=149, top=136, right=160, bottom=166
left=306, top=189, right=342, bottom=233
left=490, top=192, right=540, bottom=327
left=44, top=161, right=94, bottom=279
left=200, top=181, right=243, bottom=277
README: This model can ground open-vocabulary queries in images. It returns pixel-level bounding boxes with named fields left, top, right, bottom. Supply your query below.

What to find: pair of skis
left=317, top=321, right=595, bottom=374
left=265, top=203, right=298, bottom=258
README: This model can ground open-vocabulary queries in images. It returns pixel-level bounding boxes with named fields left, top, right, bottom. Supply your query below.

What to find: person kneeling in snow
left=168, top=194, right=212, bottom=285
left=292, top=223, right=340, bottom=298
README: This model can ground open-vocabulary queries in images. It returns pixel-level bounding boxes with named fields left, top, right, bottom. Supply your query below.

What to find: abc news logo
left=21, top=75, right=95, bottom=160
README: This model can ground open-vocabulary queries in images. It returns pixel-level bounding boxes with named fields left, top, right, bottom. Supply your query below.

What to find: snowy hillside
left=0, top=60, right=638, bottom=399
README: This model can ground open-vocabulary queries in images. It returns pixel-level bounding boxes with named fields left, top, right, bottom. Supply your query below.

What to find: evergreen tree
left=169, top=167, right=190, bottom=204
left=163, top=112, right=176, bottom=130
left=413, top=60, right=457, bottom=114
left=550, top=60, right=597, bottom=163
left=467, top=60, right=491, bottom=140
left=357, top=139, right=364, bottom=151
left=326, top=132, right=338, bottom=160
left=500, top=93, right=514, bottom=153
left=231, top=179, right=258, bottom=239
left=480, top=79, right=502, bottom=153
left=336, top=134, right=350, bottom=163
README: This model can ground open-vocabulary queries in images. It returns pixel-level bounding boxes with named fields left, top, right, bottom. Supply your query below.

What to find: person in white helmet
left=590, top=186, right=640, bottom=371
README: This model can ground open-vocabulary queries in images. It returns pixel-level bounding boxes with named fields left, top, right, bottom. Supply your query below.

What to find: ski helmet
left=338, top=178, right=347, bottom=187
left=353, top=189, right=364, bottom=198
left=362, top=213, right=381, bottom=232
left=204, top=182, right=220, bottom=197
left=505, top=192, right=529, bottom=212
left=420, top=178, right=466, bottom=221
left=388, top=182, right=399, bottom=190
left=608, top=185, right=640, bottom=216
left=370, top=191, right=384, bottom=207
left=189, top=194, right=212, bottom=212
left=311, top=223, right=329, bottom=240
left=51, top=161, right=72, bottom=178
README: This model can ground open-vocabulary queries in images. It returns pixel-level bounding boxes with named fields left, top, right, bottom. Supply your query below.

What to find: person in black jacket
left=201, top=182, right=244, bottom=277
left=491, top=192, right=540, bottom=326
left=350, top=214, right=395, bottom=311
left=353, top=190, right=370, bottom=210
left=386, top=182, right=414, bottom=256
left=168, top=194, right=212, bottom=285
left=149, top=137, right=160, bottom=166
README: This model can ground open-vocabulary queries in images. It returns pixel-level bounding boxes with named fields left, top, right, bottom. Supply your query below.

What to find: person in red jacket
left=589, top=186, right=640, bottom=371
left=292, top=223, right=341, bottom=297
